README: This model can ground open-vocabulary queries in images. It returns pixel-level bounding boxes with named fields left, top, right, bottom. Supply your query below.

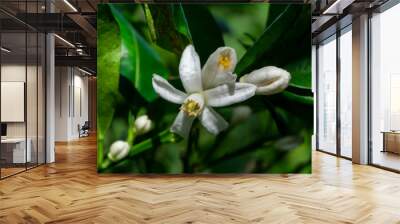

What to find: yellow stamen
left=180, top=99, right=201, bottom=117
left=218, top=55, right=231, bottom=70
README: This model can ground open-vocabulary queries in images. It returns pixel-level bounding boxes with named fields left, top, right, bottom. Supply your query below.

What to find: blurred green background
left=97, top=3, right=313, bottom=174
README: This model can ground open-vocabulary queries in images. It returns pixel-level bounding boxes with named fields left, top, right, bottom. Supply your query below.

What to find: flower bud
left=108, top=140, right=129, bottom=161
left=135, top=115, right=153, bottom=135
left=240, top=66, right=291, bottom=95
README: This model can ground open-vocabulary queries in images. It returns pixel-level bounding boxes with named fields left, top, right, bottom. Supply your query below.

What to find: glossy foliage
left=97, top=3, right=312, bottom=174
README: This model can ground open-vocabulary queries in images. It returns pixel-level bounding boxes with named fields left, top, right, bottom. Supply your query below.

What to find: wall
left=55, top=66, right=69, bottom=141
left=55, top=66, right=89, bottom=141
left=1, top=65, right=26, bottom=139
left=1, top=64, right=26, bottom=141
left=1, top=64, right=42, bottom=137
left=1, top=63, right=46, bottom=165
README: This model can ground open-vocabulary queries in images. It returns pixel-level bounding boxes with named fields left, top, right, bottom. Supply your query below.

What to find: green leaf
left=265, top=4, right=288, bottom=28
left=209, top=154, right=254, bottom=173
left=268, top=92, right=314, bottom=126
left=210, top=110, right=279, bottom=161
left=110, top=4, right=169, bottom=102
left=207, top=132, right=309, bottom=173
left=263, top=99, right=289, bottom=135
left=267, top=129, right=312, bottom=173
left=155, top=143, right=184, bottom=173
left=281, top=91, right=313, bottom=106
left=97, top=4, right=122, bottom=166
left=172, top=5, right=192, bottom=40
left=235, top=5, right=294, bottom=74
left=236, top=5, right=311, bottom=76
left=285, top=57, right=312, bottom=89
left=258, top=6, right=311, bottom=88
left=208, top=4, right=270, bottom=59
left=183, top=5, right=224, bottom=64
left=143, top=4, right=191, bottom=55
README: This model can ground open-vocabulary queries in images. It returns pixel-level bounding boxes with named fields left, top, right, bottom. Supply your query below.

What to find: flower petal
left=135, top=115, right=153, bottom=135
left=170, top=110, right=195, bottom=138
left=204, top=83, right=256, bottom=107
left=208, top=72, right=237, bottom=93
left=152, top=74, right=187, bottom=104
left=199, top=107, right=228, bottom=135
left=202, top=47, right=237, bottom=89
left=179, top=45, right=202, bottom=93
left=108, top=140, right=130, bottom=161
left=240, top=66, right=291, bottom=95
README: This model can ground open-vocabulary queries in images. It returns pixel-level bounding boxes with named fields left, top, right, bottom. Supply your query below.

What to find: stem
left=126, top=127, right=136, bottom=146
left=99, top=130, right=178, bottom=172
left=183, top=125, right=198, bottom=173
left=101, top=159, right=111, bottom=170
left=127, top=111, right=136, bottom=145
left=97, top=133, right=104, bottom=169
left=143, top=4, right=157, bottom=42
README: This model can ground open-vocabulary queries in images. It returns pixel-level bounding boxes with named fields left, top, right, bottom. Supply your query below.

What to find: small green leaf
left=172, top=5, right=192, bottom=40
left=110, top=4, right=169, bottom=102
left=143, top=4, right=191, bottom=55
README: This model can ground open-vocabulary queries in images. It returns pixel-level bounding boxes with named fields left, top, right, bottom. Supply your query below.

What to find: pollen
left=180, top=99, right=201, bottom=117
left=218, top=54, right=231, bottom=70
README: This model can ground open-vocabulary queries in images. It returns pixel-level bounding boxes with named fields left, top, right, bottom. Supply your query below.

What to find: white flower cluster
left=152, top=45, right=291, bottom=138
